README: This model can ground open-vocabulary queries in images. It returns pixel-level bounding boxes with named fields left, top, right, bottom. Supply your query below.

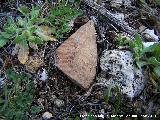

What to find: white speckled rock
left=97, top=50, right=147, bottom=99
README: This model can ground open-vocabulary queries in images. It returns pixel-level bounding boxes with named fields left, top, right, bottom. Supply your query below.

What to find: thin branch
left=82, top=0, right=136, bottom=36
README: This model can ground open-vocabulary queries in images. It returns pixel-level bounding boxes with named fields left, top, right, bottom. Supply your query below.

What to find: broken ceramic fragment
left=55, top=20, right=97, bottom=90
left=97, top=50, right=147, bottom=99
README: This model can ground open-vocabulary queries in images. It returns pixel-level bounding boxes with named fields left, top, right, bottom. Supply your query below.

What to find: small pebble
left=54, top=99, right=64, bottom=107
left=112, top=13, right=124, bottom=21
left=42, top=112, right=53, bottom=120
left=38, top=68, right=48, bottom=81
left=142, top=29, right=159, bottom=42
left=110, top=0, right=123, bottom=8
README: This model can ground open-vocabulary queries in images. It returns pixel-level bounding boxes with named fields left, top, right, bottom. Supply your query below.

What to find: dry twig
left=83, top=0, right=136, bottom=36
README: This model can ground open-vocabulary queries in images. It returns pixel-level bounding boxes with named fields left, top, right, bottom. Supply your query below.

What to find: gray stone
left=142, top=29, right=159, bottom=42
left=54, top=99, right=64, bottom=107
left=97, top=50, right=147, bottom=99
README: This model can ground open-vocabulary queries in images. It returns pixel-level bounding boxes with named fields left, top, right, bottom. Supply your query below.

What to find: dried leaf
left=35, top=26, right=57, bottom=41
left=17, top=44, right=29, bottom=64
left=25, top=54, right=43, bottom=73
left=29, top=42, right=38, bottom=50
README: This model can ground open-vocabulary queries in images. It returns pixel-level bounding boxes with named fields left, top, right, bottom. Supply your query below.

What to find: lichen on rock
left=97, top=50, right=147, bottom=99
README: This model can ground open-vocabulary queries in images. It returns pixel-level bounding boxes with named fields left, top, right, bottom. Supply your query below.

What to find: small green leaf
left=155, top=0, right=160, bottom=5
left=134, top=33, right=144, bottom=49
left=15, top=34, right=24, bottom=43
left=18, top=5, right=30, bottom=15
left=154, top=66, right=160, bottom=77
left=30, top=5, right=40, bottom=22
left=4, top=17, right=17, bottom=33
left=28, top=36, right=43, bottom=44
left=0, top=32, right=13, bottom=39
left=87, top=112, right=96, bottom=120
left=142, top=43, right=160, bottom=54
left=17, top=17, right=26, bottom=26
left=136, top=60, right=148, bottom=68
left=147, top=57, right=160, bottom=66
left=74, top=116, right=80, bottom=120
left=0, top=98, right=4, bottom=104
left=0, top=38, right=8, bottom=47
left=31, top=106, right=40, bottom=114
left=140, top=0, right=145, bottom=4
left=28, top=26, right=37, bottom=34
left=6, top=69, right=17, bottom=81
left=5, top=16, right=15, bottom=25
left=104, top=87, right=112, bottom=104
left=15, top=111, right=24, bottom=120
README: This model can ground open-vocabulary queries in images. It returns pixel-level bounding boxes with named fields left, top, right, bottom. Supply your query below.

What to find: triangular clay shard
left=55, top=20, right=97, bottom=90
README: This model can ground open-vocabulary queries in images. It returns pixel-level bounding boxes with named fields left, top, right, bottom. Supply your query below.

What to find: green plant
left=116, top=33, right=160, bottom=88
left=44, top=4, right=82, bottom=39
left=104, top=86, right=122, bottom=113
left=140, top=0, right=160, bottom=5
left=0, top=3, right=82, bottom=48
left=0, top=69, right=39, bottom=120
left=104, top=86, right=112, bottom=104
left=0, top=5, right=45, bottom=48
left=116, top=33, right=144, bottom=62
left=0, top=4, right=82, bottom=63
left=104, top=86, right=122, bottom=120
left=54, top=0, right=81, bottom=5
left=0, top=5, right=57, bottom=64
left=154, top=0, right=160, bottom=5
left=86, top=112, right=96, bottom=120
